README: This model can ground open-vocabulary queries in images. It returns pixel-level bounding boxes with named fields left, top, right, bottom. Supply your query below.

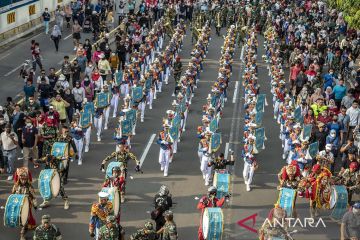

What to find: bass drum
left=202, top=207, right=223, bottom=240
left=101, top=187, right=120, bottom=217
left=4, top=194, right=29, bottom=227
left=38, top=169, right=61, bottom=200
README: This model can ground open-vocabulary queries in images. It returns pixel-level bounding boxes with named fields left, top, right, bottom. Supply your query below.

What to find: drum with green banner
left=329, top=185, right=348, bottom=220
left=4, top=194, right=30, bottom=228
left=277, top=188, right=297, bottom=217
left=213, top=171, right=230, bottom=199
left=105, top=162, right=124, bottom=179
left=202, top=207, right=224, bottom=240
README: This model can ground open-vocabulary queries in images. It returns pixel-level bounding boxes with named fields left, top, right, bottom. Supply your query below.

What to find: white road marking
left=232, top=81, right=239, bottom=103
left=64, top=33, right=73, bottom=40
left=4, top=63, right=25, bottom=77
left=139, top=134, right=156, bottom=167
left=224, top=142, right=229, bottom=159
left=0, top=52, right=11, bottom=60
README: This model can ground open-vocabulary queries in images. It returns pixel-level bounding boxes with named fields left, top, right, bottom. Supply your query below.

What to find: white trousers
left=111, top=94, right=119, bottom=117
left=138, top=102, right=145, bottom=120
left=84, top=127, right=91, bottom=150
left=159, top=148, right=170, bottom=175
left=94, top=116, right=103, bottom=137
left=120, top=83, right=129, bottom=96
left=172, top=140, right=177, bottom=154
left=104, top=107, right=110, bottom=128
left=74, top=138, right=84, bottom=160
left=243, top=161, right=255, bottom=185
left=159, top=36, right=163, bottom=50
left=200, top=155, right=212, bottom=183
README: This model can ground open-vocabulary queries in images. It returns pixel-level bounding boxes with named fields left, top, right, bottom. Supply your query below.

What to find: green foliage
left=328, top=0, right=360, bottom=29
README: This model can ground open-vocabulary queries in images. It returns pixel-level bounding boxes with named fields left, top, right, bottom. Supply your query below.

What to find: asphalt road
left=0, top=24, right=355, bottom=240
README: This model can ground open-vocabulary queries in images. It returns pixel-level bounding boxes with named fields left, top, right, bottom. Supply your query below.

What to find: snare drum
left=4, top=194, right=30, bottom=227
left=38, top=169, right=61, bottom=201
left=101, top=187, right=120, bottom=216
left=202, top=207, right=223, bottom=240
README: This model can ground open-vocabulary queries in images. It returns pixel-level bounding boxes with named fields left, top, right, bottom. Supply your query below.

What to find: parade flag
left=180, top=98, right=187, bottom=113
left=277, top=188, right=297, bottom=218
left=96, top=92, right=109, bottom=108
left=210, top=95, right=217, bottom=108
left=294, top=107, right=303, bottom=123
left=256, top=94, right=266, bottom=112
left=255, top=111, right=264, bottom=126
left=254, top=127, right=265, bottom=152
left=115, top=71, right=123, bottom=86
left=308, top=142, right=319, bottom=159
left=210, top=133, right=222, bottom=153
left=125, top=109, right=137, bottom=126
left=80, top=111, right=91, bottom=128
left=186, top=86, right=192, bottom=99
left=330, top=185, right=348, bottom=220
left=169, top=125, right=179, bottom=142
left=131, top=86, right=143, bottom=102
left=83, top=102, right=95, bottom=114
left=121, top=119, right=132, bottom=136
left=210, top=118, right=218, bottom=132
left=301, top=124, right=312, bottom=141
left=173, top=114, right=181, bottom=128
left=145, top=77, right=152, bottom=90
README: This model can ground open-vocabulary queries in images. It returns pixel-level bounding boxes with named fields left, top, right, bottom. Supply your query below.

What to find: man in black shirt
left=48, top=68, right=58, bottom=94
left=38, top=78, right=53, bottom=112
left=116, top=41, right=127, bottom=70
left=313, top=122, right=328, bottom=151
left=71, top=60, right=81, bottom=87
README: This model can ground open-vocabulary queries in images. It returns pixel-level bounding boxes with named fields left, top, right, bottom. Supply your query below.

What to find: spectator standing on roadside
left=72, top=81, right=85, bottom=112
left=0, top=124, right=18, bottom=181
left=42, top=8, right=51, bottom=35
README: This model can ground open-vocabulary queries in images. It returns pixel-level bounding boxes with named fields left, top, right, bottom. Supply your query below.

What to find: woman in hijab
left=50, top=25, right=62, bottom=52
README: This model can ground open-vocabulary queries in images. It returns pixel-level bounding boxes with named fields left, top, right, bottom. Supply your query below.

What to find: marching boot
left=121, top=192, right=125, bottom=203
left=64, top=199, right=70, bottom=210
left=39, top=200, right=50, bottom=208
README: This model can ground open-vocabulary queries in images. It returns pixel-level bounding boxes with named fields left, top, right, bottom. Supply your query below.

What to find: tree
left=328, top=0, right=360, bottom=30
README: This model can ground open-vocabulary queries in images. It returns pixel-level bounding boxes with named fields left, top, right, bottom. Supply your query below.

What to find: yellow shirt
left=51, top=100, right=67, bottom=120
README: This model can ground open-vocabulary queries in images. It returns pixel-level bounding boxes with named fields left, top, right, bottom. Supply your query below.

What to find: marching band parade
left=0, top=0, right=359, bottom=239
